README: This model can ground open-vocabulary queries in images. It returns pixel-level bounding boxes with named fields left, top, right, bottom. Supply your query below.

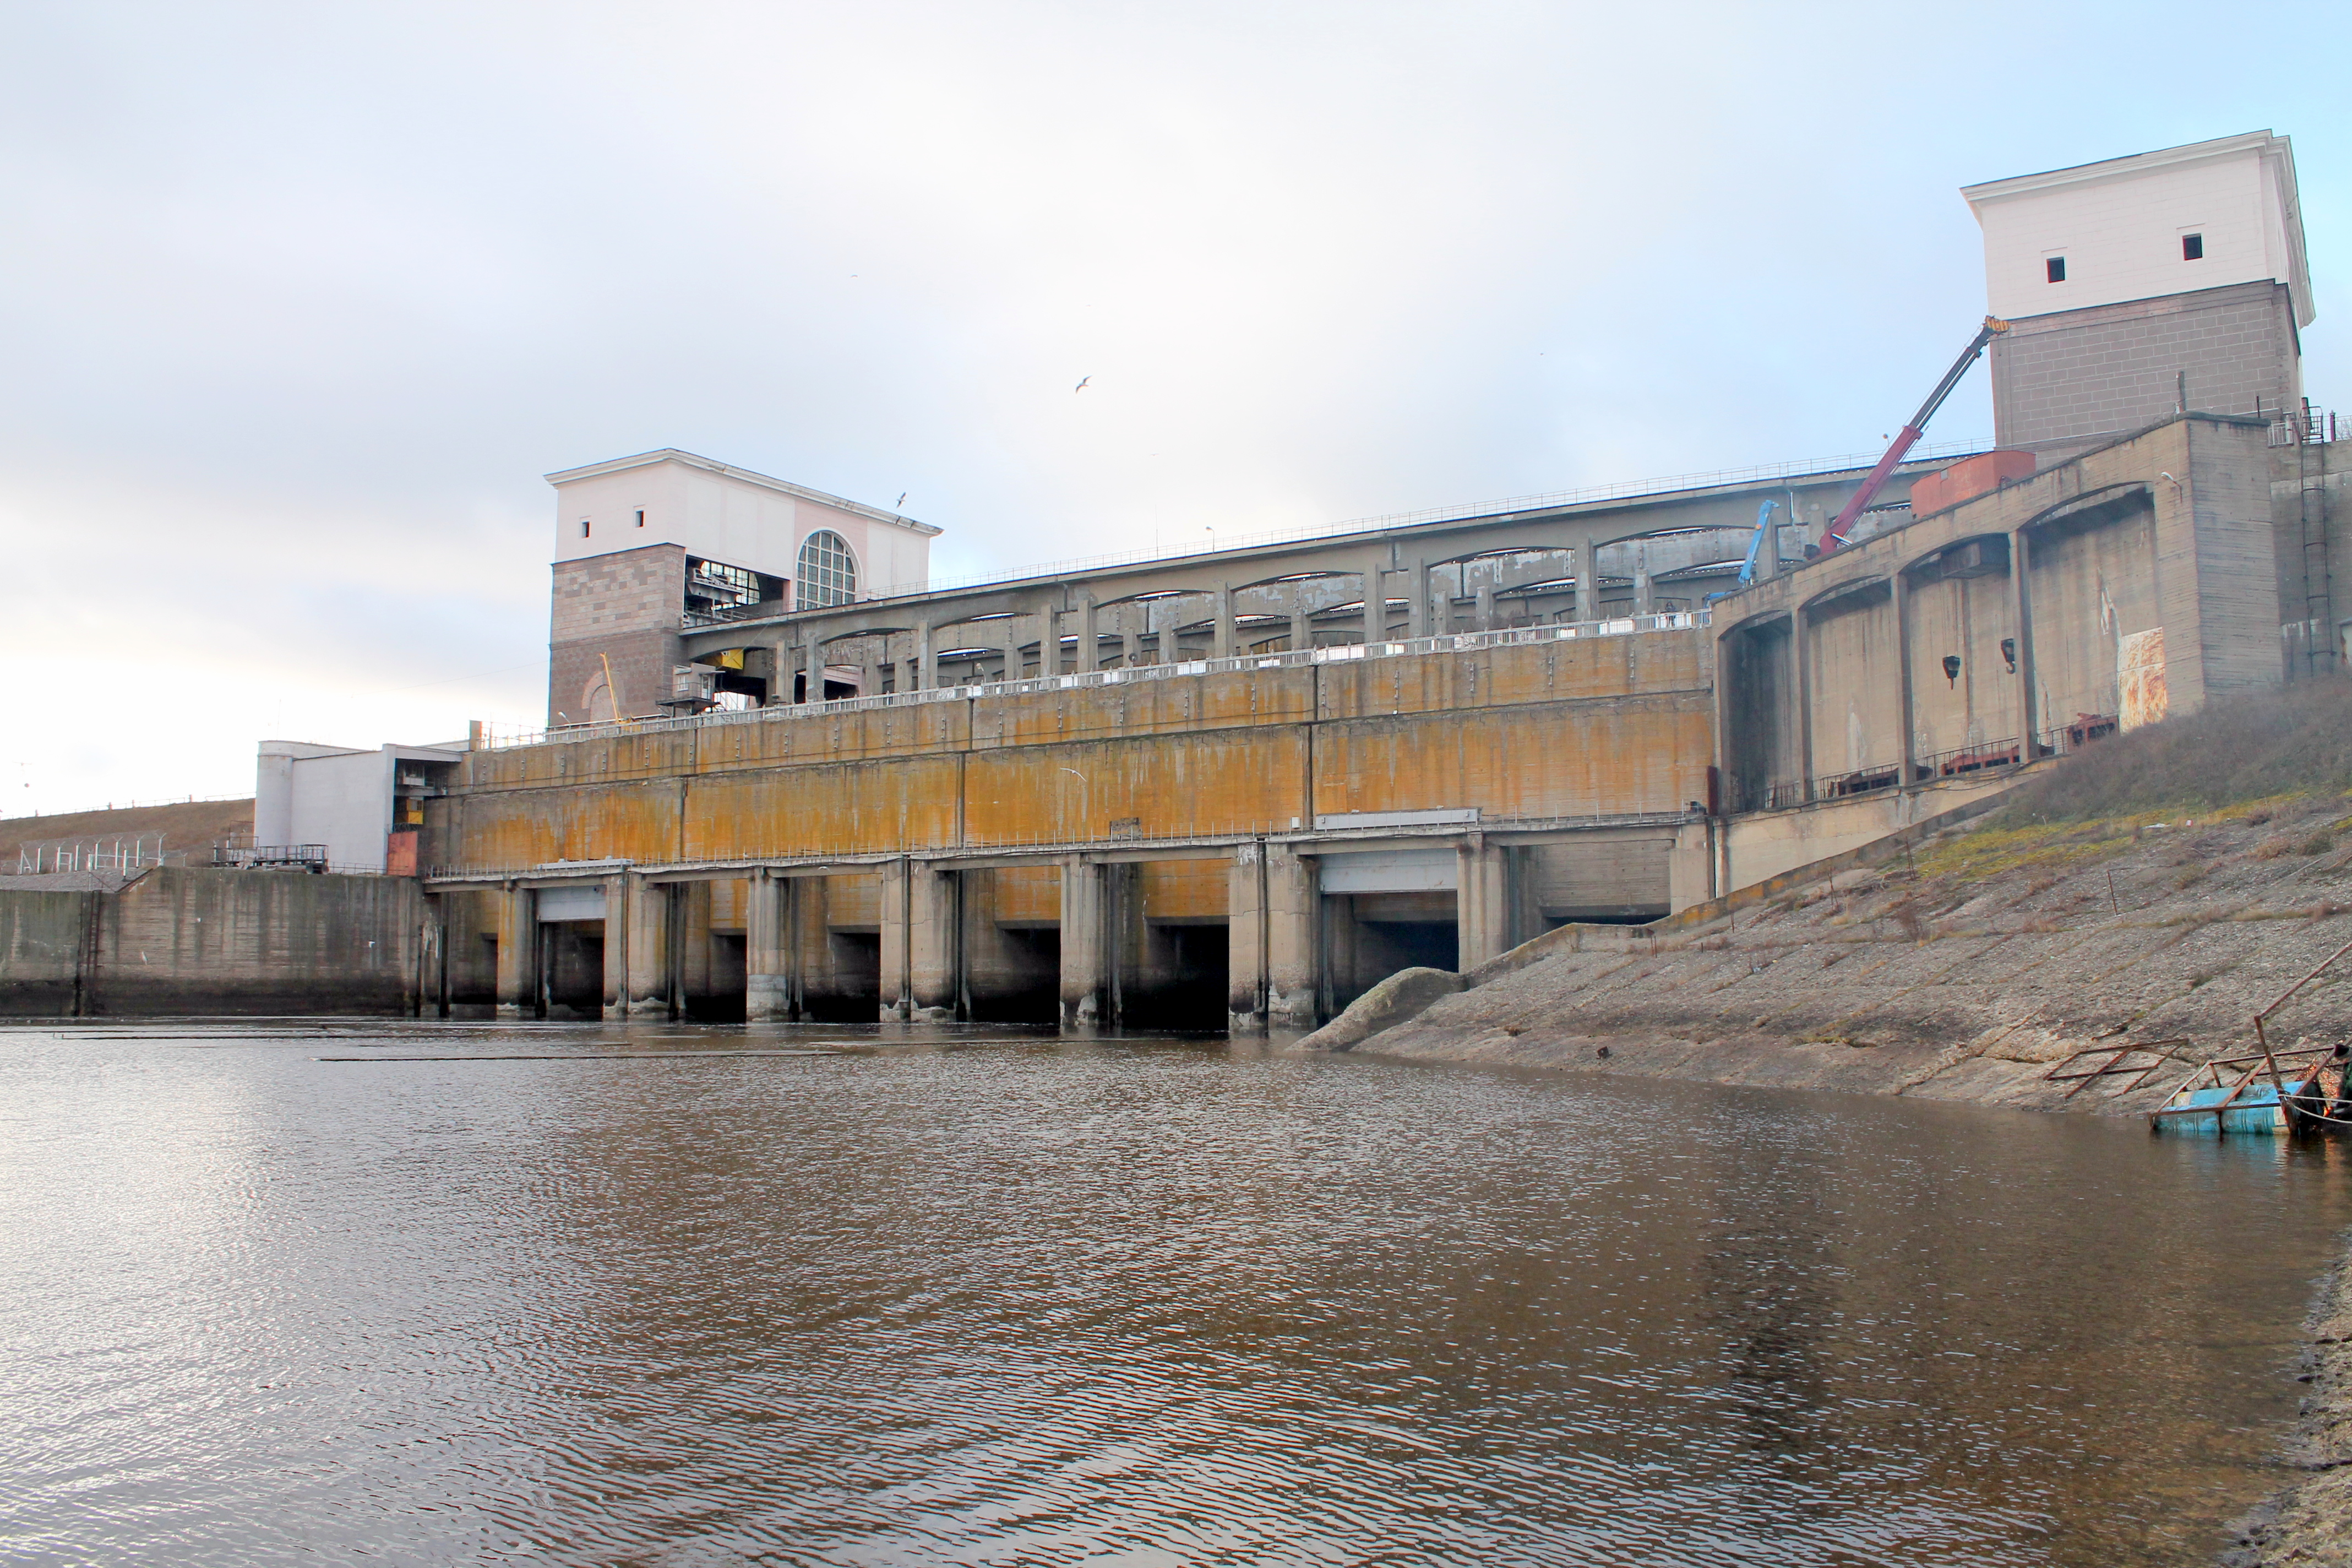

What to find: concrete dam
left=2, top=132, right=2340, bottom=1024
left=416, top=411, right=2316, bottom=1031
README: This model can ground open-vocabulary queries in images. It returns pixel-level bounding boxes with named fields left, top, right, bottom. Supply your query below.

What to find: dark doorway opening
left=801, top=930, right=881, bottom=1020
left=1129, top=922, right=1230, bottom=1030
left=970, top=927, right=1060, bottom=1023
left=538, top=922, right=605, bottom=1019
left=689, top=933, right=748, bottom=1022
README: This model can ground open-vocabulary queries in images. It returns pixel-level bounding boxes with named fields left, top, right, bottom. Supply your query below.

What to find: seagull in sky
left=1074, top=376, right=1091, bottom=393
left=896, top=493, right=907, bottom=508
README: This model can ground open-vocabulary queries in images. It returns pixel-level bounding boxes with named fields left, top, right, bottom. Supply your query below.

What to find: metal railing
left=15, top=834, right=177, bottom=874
left=424, top=804, right=1705, bottom=884
left=1733, top=735, right=2028, bottom=814
left=211, top=842, right=330, bottom=873
left=2269, top=405, right=2338, bottom=447
left=483, top=611, right=1710, bottom=752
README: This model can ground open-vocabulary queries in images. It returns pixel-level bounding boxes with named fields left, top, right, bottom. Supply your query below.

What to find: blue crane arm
left=1737, top=499, right=1776, bottom=586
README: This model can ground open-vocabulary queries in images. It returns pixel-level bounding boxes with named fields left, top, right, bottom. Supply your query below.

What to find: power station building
left=333, top=134, right=2342, bottom=1029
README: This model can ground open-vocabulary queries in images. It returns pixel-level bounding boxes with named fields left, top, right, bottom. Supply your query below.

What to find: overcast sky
left=3, top=0, right=2345, bottom=815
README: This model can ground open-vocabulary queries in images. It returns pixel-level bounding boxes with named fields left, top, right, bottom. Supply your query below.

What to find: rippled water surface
left=4, top=1020, right=2350, bottom=1566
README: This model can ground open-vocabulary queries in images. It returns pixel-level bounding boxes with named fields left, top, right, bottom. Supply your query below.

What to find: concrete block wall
left=2185, top=417, right=2290, bottom=695
left=549, top=544, right=687, bottom=724
left=1991, top=281, right=2298, bottom=455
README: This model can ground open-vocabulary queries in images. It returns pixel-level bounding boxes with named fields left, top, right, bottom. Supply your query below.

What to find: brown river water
left=3, top=1020, right=2349, bottom=1566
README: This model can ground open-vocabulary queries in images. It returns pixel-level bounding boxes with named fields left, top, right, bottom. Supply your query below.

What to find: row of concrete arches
left=733, top=521, right=1774, bottom=700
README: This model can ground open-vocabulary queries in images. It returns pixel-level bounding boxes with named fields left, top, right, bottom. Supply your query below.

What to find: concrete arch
left=2016, top=481, right=2153, bottom=537
left=1798, top=574, right=1893, bottom=615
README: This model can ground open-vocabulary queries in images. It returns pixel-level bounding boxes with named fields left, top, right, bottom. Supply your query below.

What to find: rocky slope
left=1362, top=796, right=2352, bottom=1115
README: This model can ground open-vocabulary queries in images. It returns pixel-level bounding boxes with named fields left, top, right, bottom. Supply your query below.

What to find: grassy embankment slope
left=1364, top=678, right=2352, bottom=1114
left=0, top=799, right=255, bottom=873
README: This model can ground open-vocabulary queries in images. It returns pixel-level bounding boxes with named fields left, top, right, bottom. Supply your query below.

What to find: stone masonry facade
left=549, top=544, right=686, bottom=723
left=1991, top=280, right=2301, bottom=457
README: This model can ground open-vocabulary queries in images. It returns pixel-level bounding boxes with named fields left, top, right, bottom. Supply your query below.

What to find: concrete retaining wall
left=0, top=868, right=426, bottom=1017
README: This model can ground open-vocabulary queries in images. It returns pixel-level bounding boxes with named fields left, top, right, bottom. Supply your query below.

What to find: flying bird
left=1074, top=377, right=1091, bottom=393
left=895, top=493, right=907, bottom=509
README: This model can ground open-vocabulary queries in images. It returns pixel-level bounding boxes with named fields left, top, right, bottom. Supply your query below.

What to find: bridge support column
left=915, top=622, right=934, bottom=690
left=1406, top=558, right=1430, bottom=639
left=1290, top=607, right=1311, bottom=654
left=1212, top=585, right=1234, bottom=659
left=624, top=875, right=673, bottom=1017
left=1362, top=557, right=1387, bottom=641
left=1793, top=605, right=1815, bottom=801
left=1456, top=839, right=1510, bottom=970
left=1669, top=819, right=1717, bottom=913
left=1229, top=842, right=1316, bottom=1031
left=600, top=873, right=629, bottom=1019
left=1058, top=856, right=1106, bottom=1031
left=746, top=870, right=795, bottom=1021
left=1474, top=579, right=1496, bottom=630
left=880, top=859, right=957, bottom=1022
left=1576, top=535, right=1602, bottom=617
left=493, top=885, right=535, bottom=1020
left=1076, top=595, right=1097, bottom=672
left=2012, top=527, right=2039, bottom=754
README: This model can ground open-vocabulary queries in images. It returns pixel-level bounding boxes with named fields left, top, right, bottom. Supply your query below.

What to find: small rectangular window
left=635, top=510, right=646, bottom=527
left=2182, top=233, right=2203, bottom=260
left=580, top=520, right=591, bottom=537
left=2045, top=256, right=2066, bottom=283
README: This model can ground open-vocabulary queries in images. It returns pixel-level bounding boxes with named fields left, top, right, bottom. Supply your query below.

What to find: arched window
left=796, top=530, right=857, bottom=608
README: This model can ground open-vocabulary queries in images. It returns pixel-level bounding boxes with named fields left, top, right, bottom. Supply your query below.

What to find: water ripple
left=0, top=1021, right=2343, bottom=1565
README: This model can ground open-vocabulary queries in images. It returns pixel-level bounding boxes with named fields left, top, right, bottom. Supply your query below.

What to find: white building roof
left=545, top=449, right=940, bottom=536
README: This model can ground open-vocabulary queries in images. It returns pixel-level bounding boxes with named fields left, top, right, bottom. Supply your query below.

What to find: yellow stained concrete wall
left=966, top=731, right=1310, bottom=845
left=1313, top=696, right=1713, bottom=821
left=824, top=873, right=880, bottom=929
left=433, top=631, right=1716, bottom=874
left=990, top=864, right=1061, bottom=923
left=1140, top=859, right=1228, bottom=921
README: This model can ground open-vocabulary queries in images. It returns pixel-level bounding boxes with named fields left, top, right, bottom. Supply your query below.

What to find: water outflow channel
left=5, top=1021, right=2348, bottom=1566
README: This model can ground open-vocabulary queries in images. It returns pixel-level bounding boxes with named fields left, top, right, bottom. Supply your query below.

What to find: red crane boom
left=1820, top=315, right=2010, bottom=553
